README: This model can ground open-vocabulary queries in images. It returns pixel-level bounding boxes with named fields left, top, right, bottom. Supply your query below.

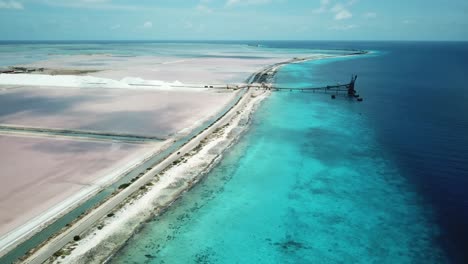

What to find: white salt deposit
left=0, top=74, right=189, bottom=90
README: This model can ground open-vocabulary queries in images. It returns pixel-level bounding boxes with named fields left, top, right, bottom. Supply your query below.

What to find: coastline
left=47, top=88, right=270, bottom=264
left=7, top=51, right=367, bottom=263
left=41, top=54, right=344, bottom=263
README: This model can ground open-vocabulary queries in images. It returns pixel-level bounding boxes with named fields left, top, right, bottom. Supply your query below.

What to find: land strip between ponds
left=0, top=88, right=246, bottom=263
left=58, top=89, right=269, bottom=264
left=0, top=125, right=164, bottom=143
left=0, top=86, right=247, bottom=263
left=21, top=88, right=252, bottom=264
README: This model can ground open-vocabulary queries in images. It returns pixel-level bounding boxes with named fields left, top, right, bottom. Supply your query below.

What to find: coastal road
left=24, top=88, right=252, bottom=264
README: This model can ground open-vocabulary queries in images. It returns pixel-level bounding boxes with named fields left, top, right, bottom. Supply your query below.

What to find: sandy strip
left=38, top=89, right=269, bottom=264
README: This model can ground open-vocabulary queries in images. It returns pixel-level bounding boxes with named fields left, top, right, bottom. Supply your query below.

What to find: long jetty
left=257, top=74, right=359, bottom=95
left=131, top=73, right=361, bottom=99
left=201, top=74, right=363, bottom=100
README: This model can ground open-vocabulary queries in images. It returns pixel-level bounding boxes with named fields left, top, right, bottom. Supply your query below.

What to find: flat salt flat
left=17, top=46, right=327, bottom=83
left=0, top=86, right=235, bottom=138
left=32, top=56, right=292, bottom=83
left=0, top=134, right=156, bottom=238
left=91, top=57, right=284, bottom=83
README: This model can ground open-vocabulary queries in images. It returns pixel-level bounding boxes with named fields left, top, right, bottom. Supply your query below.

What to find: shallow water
left=111, top=54, right=448, bottom=263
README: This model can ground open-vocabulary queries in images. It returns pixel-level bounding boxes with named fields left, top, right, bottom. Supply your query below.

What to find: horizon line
left=0, top=39, right=467, bottom=43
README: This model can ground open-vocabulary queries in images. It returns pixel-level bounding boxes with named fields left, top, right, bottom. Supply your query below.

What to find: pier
left=146, top=74, right=364, bottom=101
left=238, top=74, right=363, bottom=101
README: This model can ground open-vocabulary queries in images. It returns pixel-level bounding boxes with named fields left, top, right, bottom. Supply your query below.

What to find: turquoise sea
left=110, top=42, right=468, bottom=263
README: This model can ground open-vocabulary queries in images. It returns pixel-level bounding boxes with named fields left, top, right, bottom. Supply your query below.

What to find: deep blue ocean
left=106, top=41, right=468, bottom=264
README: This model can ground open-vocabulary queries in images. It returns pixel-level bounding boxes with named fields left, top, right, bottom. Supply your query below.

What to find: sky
left=0, top=0, right=467, bottom=41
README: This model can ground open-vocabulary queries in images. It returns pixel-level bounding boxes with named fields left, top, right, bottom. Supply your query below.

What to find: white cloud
left=312, top=0, right=330, bottom=14
left=226, top=0, right=271, bottom=7
left=196, top=4, right=213, bottom=13
left=183, top=21, right=205, bottom=33
left=197, top=23, right=206, bottom=33
left=184, top=21, right=194, bottom=29
left=335, top=9, right=352, bottom=20
left=329, top=24, right=358, bottom=30
left=41, top=0, right=140, bottom=10
left=403, top=19, right=415, bottom=24
left=110, top=24, right=121, bottom=30
left=331, top=3, right=352, bottom=20
left=314, top=1, right=355, bottom=20
left=364, top=12, right=377, bottom=19
left=0, top=0, right=23, bottom=9
left=143, top=21, right=153, bottom=28
left=79, top=0, right=110, bottom=2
